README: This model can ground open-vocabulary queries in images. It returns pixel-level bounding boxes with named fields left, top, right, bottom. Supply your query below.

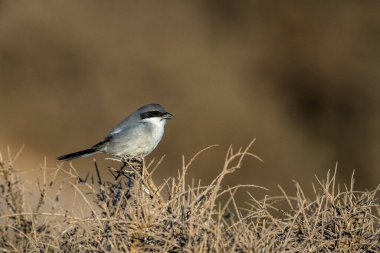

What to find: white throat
left=142, top=117, right=167, bottom=128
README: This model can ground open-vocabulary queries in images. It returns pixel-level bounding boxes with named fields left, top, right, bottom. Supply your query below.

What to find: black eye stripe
left=140, top=111, right=164, bottom=119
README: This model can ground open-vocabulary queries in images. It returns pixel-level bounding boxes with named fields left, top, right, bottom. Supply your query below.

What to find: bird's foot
left=112, top=156, right=143, bottom=178
left=120, top=156, right=143, bottom=164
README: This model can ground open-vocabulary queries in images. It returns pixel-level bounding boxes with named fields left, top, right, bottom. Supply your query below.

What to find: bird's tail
left=57, top=148, right=98, bottom=161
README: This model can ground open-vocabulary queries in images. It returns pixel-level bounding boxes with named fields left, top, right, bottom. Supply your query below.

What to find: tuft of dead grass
left=0, top=141, right=379, bottom=252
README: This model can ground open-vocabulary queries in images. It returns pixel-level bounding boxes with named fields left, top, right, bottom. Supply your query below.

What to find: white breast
left=142, top=117, right=166, bottom=148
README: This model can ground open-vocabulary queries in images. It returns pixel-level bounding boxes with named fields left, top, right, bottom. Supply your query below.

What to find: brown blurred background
left=0, top=1, right=379, bottom=196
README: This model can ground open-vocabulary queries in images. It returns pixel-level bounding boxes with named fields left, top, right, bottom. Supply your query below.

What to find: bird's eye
left=140, top=111, right=163, bottom=119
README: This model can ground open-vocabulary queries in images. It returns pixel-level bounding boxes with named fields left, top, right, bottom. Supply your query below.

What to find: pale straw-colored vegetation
left=0, top=141, right=378, bottom=252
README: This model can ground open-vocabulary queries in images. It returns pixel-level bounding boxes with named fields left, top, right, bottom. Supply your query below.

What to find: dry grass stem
left=0, top=142, right=378, bottom=252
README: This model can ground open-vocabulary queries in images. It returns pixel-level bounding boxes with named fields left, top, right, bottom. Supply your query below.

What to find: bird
left=57, top=103, right=173, bottom=161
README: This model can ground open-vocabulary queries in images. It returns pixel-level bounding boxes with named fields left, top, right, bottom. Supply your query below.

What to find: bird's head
left=137, top=103, right=174, bottom=125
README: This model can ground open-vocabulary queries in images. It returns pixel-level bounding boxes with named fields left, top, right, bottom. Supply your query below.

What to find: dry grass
left=0, top=141, right=379, bottom=252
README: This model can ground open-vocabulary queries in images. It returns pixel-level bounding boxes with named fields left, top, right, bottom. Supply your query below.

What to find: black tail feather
left=57, top=148, right=97, bottom=161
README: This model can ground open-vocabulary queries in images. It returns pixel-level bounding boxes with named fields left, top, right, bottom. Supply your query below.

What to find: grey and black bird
left=57, top=103, right=173, bottom=161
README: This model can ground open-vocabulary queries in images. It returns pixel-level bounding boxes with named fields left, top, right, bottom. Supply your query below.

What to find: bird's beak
left=163, top=112, right=174, bottom=120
